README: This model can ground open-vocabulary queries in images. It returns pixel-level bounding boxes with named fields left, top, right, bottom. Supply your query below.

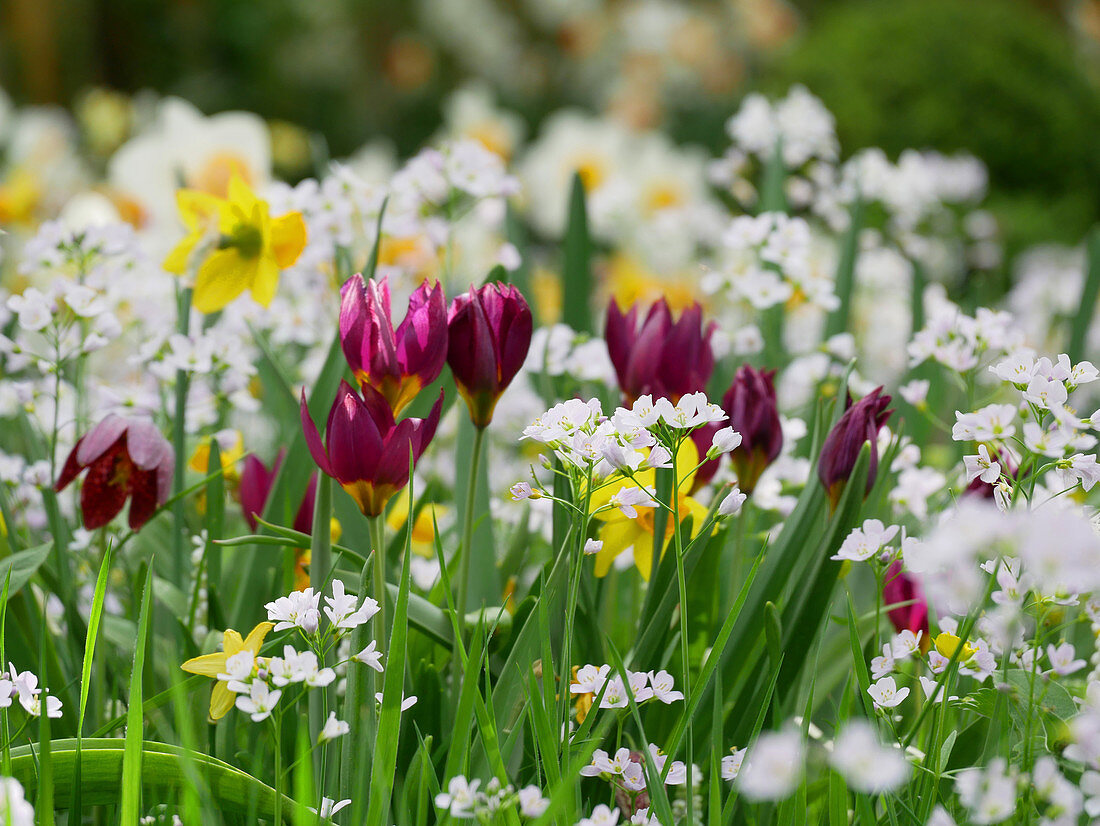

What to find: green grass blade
left=562, top=172, right=593, bottom=333
left=1069, top=225, right=1100, bottom=363
left=119, top=564, right=155, bottom=822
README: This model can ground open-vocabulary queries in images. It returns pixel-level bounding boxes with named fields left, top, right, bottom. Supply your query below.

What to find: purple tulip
left=300, top=380, right=442, bottom=517
left=605, top=298, right=715, bottom=405
left=817, top=387, right=892, bottom=508
left=722, top=365, right=783, bottom=494
left=446, top=282, right=532, bottom=428
left=883, top=561, right=929, bottom=642
left=55, top=415, right=174, bottom=530
left=239, top=450, right=317, bottom=534
left=339, top=274, right=448, bottom=415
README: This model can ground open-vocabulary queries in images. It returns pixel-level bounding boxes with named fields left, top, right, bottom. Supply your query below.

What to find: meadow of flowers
left=0, top=81, right=1099, bottom=826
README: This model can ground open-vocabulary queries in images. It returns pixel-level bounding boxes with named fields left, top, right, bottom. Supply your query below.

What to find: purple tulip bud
left=817, top=387, right=892, bottom=509
left=239, top=450, right=317, bottom=534
left=300, top=380, right=443, bottom=517
left=721, top=365, right=783, bottom=494
left=55, top=415, right=174, bottom=530
left=339, top=274, right=448, bottom=416
left=605, top=298, right=715, bottom=405
left=446, top=282, right=532, bottom=428
left=883, top=561, right=929, bottom=643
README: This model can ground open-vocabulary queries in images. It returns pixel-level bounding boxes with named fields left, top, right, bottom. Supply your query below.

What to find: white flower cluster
left=909, top=297, right=1021, bottom=374
left=435, top=775, right=549, bottom=820
left=709, top=212, right=836, bottom=312
left=580, top=744, right=690, bottom=791
left=0, top=662, right=63, bottom=718
left=570, top=664, right=685, bottom=709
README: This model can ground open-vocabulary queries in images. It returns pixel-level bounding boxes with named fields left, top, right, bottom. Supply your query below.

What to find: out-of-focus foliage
left=775, top=0, right=1100, bottom=251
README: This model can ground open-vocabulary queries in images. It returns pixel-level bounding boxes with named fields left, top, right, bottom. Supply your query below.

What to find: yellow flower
left=385, top=488, right=448, bottom=558
left=933, top=632, right=976, bottom=663
left=188, top=430, right=245, bottom=484
left=588, top=438, right=709, bottom=581
left=181, top=621, right=274, bottom=720
left=164, top=175, right=306, bottom=314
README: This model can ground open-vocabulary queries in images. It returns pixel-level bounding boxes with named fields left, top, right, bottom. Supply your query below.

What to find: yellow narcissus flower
left=933, top=632, right=976, bottom=663
left=164, top=175, right=306, bottom=314
left=588, top=438, right=708, bottom=581
left=385, top=488, right=447, bottom=558
left=181, top=621, right=274, bottom=720
left=188, top=430, right=246, bottom=485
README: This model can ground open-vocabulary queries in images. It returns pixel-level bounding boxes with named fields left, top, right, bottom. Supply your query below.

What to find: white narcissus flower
left=867, top=676, right=909, bottom=709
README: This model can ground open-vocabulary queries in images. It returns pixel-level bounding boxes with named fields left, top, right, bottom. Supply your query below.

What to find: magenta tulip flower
left=605, top=298, right=715, bottom=405
left=55, top=415, right=174, bottom=530
left=883, top=561, right=929, bottom=642
left=240, top=450, right=317, bottom=534
left=339, top=274, right=448, bottom=415
left=300, top=380, right=443, bottom=517
left=446, top=282, right=532, bottom=428
left=817, top=387, right=892, bottom=508
left=722, top=365, right=783, bottom=494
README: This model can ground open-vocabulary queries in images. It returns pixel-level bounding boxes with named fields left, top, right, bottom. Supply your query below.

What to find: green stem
left=456, top=426, right=486, bottom=622
left=309, top=475, right=333, bottom=785
left=670, top=440, right=693, bottom=820
left=171, top=286, right=193, bottom=584
left=273, top=715, right=283, bottom=826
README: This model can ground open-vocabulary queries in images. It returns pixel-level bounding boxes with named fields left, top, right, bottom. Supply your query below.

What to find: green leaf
left=0, top=543, right=50, bottom=598
left=119, top=565, right=154, bottom=822
left=11, top=740, right=291, bottom=816
left=454, top=417, right=498, bottom=609
left=826, top=197, right=864, bottom=338
left=562, top=172, right=593, bottom=333
left=72, top=542, right=112, bottom=815
left=1068, top=226, right=1100, bottom=363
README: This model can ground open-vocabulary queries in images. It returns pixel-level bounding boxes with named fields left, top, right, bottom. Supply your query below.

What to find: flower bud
left=605, top=298, right=714, bottom=405
left=721, top=365, right=782, bottom=494
left=817, top=387, right=892, bottom=509
left=447, top=282, right=533, bottom=428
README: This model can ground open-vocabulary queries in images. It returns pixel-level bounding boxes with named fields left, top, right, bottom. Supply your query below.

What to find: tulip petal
left=300, top=390, right=335, bottom=477
left=239, top=455, right=272, bottom=530
left=326, top=382, right=383, bottom=486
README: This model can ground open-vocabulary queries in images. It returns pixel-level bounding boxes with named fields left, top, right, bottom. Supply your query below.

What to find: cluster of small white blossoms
left=0, top=777, right=35, bottom=826
left=0, top=662, right=63, bottom=719
left=831, top=517, right=901, bottom=566
left=940, top=755, right=1086, bottom=825
left=1062, top=682, right=1100, bottom=819
left=908, top=296, right=1022, bottom=374
left=571, top=803, right=663, bottom=826
left=571, top=664, right=685, bottom=710
left=734, top=719, right=910, bottom=803
left=706, top=212, right=836, bottom=314
left=580, top=743, right=691, bottom=795
left=220, top=580, right=388, bottom=725
left=434, top=775, right=549, bottom=820
left=514, top=394, right=744, bottom=515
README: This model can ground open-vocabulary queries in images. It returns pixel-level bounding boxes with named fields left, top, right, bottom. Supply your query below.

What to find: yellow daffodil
left=933, top=632, right=976, bottom=663
left=188, top=430, right=246, bottom=485
left=588, top=438, right=709, bottom=581
left=181, top=621, right=274, bottom=720
left=164, top=175, right=306, bottom=314
left=385, top=488, right=448, bottom=558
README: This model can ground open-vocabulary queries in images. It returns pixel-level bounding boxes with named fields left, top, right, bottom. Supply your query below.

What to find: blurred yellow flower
left=588, top=438, right=708, bottom=581
left=188, top=430, right=245, bottom=484
left=181, top=621, right=274, bottom=721
left=386, top=488, right=447, bottom=558
left=933, top=632, right=976, bottom=663
left=164, top=175, right=306, bottom=314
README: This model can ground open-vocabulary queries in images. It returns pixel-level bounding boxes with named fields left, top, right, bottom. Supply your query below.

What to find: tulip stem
left=171, top=286, right=193, bottom=586
left=308, top=474, right=332, bottom=783
left=456, top=425, right=486, bottom=627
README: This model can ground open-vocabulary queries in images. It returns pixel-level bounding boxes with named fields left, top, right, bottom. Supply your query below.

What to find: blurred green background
left=3, top=0, right=1100, bottom=251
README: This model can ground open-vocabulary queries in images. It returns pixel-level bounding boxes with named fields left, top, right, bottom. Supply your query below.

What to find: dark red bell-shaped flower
left=883, top=560, right=930, bottom=645
left=55, top=415, right=174, bottom=530
left=605, top=298, right=715, bottom=405
left=239, top=450, right=317, bottom=534
left=339, top=274, right=448, bottom=416
left=446, top=282, right=532, bottom=428
left=721, top=365, right=783, bottom=494
left=300, top=380, right=443, bottom=517
left=817, top=387, right=892, bottom=509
